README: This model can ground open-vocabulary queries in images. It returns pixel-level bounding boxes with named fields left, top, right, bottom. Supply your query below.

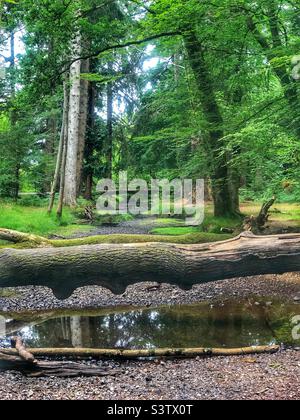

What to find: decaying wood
left=11, top=336, right=37, bottom=364
left=0, top=355, right=119, bottom=378
left=0, top=228, right=51, bottom=246
left=84, top=205, right=94, bottom=222
left=1, top=231, right=300, bottom=299
left=244, top=197, right=276, bottom=232
left=0, top=338, right=119, bottom=378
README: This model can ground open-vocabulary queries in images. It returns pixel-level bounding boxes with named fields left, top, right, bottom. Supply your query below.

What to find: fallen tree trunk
left=1, top=232, right=300, bottom=299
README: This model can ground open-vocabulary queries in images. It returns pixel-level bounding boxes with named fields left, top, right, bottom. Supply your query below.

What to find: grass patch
left=151, top=227, right=199, bottom=236
left=0, top=202, right=90, bottom=237
left=151, top=215, right=241, bottom=236
left=148, top=218, right=185, bottom=226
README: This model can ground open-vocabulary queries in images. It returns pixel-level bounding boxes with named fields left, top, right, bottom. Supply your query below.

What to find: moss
left=0, top=288, right=20, bottom=298
left=52, top=232, right=233, bottom=247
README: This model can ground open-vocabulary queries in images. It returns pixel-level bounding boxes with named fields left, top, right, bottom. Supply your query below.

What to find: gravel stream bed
left=0, top=272, right=300, bottom=400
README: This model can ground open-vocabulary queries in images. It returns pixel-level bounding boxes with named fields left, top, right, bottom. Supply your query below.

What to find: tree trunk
left=57, top=82, right=70, bottom=218
left=48, top=82, right=69, bottom=214
left=83, top=79, right=97, bottom=200
left=184, top=31, right=236, bottom=217
left=76, top=59, right=90, bottom=196
left=42, top=116, right=57, bottom=195
left=14, top=163, right=20, bottom=201
left=1, top=232, right=300, bottom=299
left=64, top=33, right=82, bottom=207
left=83, top=172, right=93, bottom=200
left=106, top=73, right=113, bottom=179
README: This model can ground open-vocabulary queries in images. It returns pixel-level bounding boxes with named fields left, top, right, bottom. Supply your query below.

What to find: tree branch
left=60, top=31, right=182, bottom=75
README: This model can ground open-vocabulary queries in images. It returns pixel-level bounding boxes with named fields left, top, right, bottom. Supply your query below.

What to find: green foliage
left=1, top=0, right=300, bottom=221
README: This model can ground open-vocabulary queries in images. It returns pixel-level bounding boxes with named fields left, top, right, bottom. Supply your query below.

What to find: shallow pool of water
left=0, top=298, right=299, bottom=349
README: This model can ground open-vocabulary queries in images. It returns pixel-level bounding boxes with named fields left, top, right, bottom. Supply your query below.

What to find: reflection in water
left=1, top=298, right=299, bottom=349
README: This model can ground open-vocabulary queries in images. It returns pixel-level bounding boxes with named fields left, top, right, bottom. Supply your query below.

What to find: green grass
left=150, top=215, right=241, bottom=236
left=151, top=226, right=199, bottom=236
left=0, top=202, right=90, bottom=237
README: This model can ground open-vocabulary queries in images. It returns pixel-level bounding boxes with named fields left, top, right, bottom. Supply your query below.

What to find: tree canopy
left=0, top=0, right=299, bottom=215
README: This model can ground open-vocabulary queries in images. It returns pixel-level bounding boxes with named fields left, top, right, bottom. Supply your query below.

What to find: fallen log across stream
left=1, top=232, right=300, bottom=299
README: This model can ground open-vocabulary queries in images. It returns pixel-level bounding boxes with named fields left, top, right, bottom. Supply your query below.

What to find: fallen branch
left=0, top=338, right=119, bottom=378
left=1, top=232, right=300, bottom=299
left=11, top=336, right=37, bottom=365
left=0, top=228, right=51, bottom=246
left=1, top=345, right=280, bottom=360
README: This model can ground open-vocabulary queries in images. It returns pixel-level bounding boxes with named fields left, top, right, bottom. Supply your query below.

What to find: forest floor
left=0, top=274, right=300, bottom=400
left=0, top=201, right=300, bottom=400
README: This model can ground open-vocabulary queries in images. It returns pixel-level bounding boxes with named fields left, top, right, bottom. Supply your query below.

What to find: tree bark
left=56, top=86, right=69, bottom=219
left=64, top=33, right=82, bottom=207
left=0, top=228, right=51, bottom=245
left=76, top=59, right=90, bottom=195
left=83, top=78, right=97, bottom=200
left=1, top=345, right=279, bottom=361
left=1, top=232, right=300, bottom=299
left=48, top=81, right=69, bottom=214
left=184, top=30, right=236, bottom=217
left=106, top=74, right=114, bottom=179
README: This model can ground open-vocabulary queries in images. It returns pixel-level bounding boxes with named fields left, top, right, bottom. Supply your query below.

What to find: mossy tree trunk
left=184, top=30, right=238, bottom=217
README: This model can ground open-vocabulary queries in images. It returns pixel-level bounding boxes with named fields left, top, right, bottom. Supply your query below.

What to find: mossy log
left=0, top=228, right=51, bottom=246
left=0, top=227, right=232, bottom=247
left=1, top=231, right=300, bottom=299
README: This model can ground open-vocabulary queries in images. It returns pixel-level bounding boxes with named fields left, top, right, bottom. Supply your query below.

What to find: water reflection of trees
left=16, top=302, right=277, bottom=349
